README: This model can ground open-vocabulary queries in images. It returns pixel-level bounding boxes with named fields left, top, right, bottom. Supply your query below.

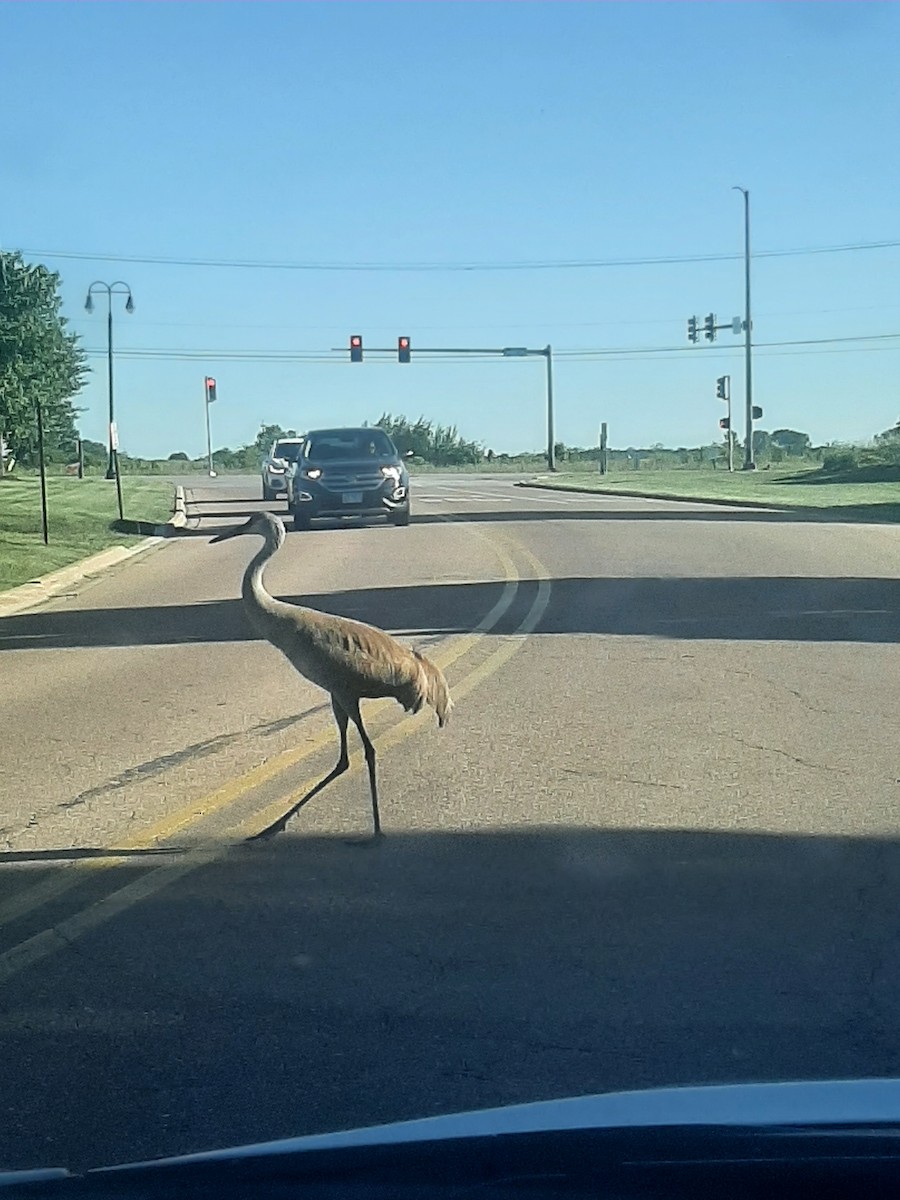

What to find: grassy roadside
left=525, top=467, right=900, bottom=522
left=0, top=477, right=175, bottom=591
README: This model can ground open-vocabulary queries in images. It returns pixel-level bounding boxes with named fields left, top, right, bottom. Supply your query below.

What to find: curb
left=513, top=479, right=900, bottom=524
left=514, top=479, right=789, bottom=512
left=0, top=485, right=188, bottom=619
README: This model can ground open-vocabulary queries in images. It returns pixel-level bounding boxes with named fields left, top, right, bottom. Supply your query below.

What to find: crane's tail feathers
left=414, top=650, right=453, bottom=727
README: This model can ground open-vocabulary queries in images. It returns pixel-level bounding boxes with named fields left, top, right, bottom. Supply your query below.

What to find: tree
left=752, top=429, right=772, bottom=457
left=168, top=451, right=189, bottom=461
left=0, top=251, right=88, bottom=465
left=254, top=424, right=297, bottom=453
left=80, top=438, right=107, bottom=468
left=875, top=419, right=900, bottom=443
left=770, top=429, right=811, bottom=456
left=375, top=413, right=482, bottom=465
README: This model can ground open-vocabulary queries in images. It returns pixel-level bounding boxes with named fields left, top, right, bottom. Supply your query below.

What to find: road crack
left=723, top=733, right=850, bottom=775
left=561, top=768, right=684, bottom=790
left=759, top=676, right=855, bottom=718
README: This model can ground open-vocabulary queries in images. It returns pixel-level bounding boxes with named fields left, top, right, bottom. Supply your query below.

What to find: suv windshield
left=273, top=442, right=303, bottom=461
left=305, top=429, right=396, bottom=461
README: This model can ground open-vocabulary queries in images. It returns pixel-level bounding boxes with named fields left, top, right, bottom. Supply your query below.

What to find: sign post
left=110, top=420, right=124, bottom=521
left=36, top=399, right=49, bottom=545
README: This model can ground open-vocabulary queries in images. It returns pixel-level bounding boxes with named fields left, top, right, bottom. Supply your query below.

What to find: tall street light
left=85, top=281, right=134, bottom=479
left=732, top=187, right=754, bottom=470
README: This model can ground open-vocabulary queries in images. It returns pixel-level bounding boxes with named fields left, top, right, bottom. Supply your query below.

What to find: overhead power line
left=82, top=331, right=900, bottom=364
left=24, top=238, right=900, bottom=274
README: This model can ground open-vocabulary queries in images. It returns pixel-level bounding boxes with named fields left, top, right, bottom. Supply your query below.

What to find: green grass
left=530, top=465, right=900, bottom=522
left=0, top=477, right=175, bottom=592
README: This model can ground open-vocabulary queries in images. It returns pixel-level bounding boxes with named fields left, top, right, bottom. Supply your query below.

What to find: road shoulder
left=0, top=486, right=187, bottom=618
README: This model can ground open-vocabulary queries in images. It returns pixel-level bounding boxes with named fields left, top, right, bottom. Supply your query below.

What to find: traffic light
left=350, top=334, right=363, bottom=363
left=398, top=335, right=411, bottom=364
left=704, top=313, right=717, bottom=342
left=687, top=316, right=699, bottom=344
left=752, top=405, right=763, bottom=420
left=716, top=375, right=729, bottom=400
left=205, top=376, right=217, bottom=403
left=719, top=417, right=730, bottom=431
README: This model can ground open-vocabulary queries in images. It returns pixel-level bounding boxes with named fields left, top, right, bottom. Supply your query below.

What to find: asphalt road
left=2, top=472, right=900, bottom=1172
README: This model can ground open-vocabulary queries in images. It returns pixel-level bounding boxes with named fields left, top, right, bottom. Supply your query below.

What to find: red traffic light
left=398, top=335, right=411, bottom=363
left=350, top=334, right=363, bottom=363
left=205, top=376, right=217, bottom=402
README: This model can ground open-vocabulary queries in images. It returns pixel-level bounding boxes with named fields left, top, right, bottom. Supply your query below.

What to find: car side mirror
left=404, top=450, right=414, bottom=458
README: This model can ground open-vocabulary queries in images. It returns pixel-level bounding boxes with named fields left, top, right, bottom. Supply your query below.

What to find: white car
left=261, top=437, right=305, bottom=501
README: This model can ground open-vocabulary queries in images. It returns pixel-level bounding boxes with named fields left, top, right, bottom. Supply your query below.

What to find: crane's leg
left=346, top=699, right=382, bottom=839
left=245, top=698, right=350, bottom=842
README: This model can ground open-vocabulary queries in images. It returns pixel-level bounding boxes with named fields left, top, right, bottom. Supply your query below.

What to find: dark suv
left=285, top=427, right=411, bottom=531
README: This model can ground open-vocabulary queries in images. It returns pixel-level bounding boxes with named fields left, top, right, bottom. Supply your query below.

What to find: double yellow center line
left=0, top=525, right=551, bottom=984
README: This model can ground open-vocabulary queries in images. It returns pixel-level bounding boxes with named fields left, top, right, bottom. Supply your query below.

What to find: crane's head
left=210, top=510, right=287, bottom=547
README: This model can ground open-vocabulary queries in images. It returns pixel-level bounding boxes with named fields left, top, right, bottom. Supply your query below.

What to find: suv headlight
left=303, top=467, right=322, bottom=480
left=381, top=465, right=401, bottom=481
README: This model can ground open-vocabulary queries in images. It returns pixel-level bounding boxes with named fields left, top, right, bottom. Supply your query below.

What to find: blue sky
left=5, top=1, right=900, bottom=457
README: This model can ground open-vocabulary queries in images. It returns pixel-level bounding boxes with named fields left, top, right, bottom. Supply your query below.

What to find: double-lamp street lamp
left=85, top=281, right=134, bottom=480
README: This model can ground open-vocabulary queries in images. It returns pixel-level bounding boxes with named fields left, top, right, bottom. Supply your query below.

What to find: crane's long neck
left=241, top=532, right=286, bottom=637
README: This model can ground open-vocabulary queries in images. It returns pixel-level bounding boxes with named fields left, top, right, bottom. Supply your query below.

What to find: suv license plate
left=342, top=491, right=363, bottom=504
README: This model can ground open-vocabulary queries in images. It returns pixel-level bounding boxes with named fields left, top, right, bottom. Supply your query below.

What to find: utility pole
left=544, top=345, right=555, bottom=472
left=733, top=186, right=754, bottom=469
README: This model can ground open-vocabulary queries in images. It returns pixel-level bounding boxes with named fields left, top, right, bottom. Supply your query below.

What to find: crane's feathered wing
left=263, top=599, right=452, bottom=726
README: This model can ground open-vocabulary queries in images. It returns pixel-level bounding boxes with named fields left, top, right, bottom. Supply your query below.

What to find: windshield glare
left=305, top=431, right=396, bottom=461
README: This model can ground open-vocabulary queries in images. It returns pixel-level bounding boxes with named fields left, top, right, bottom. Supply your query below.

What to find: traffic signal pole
left=204, top=376, right=217, bottom=477
left=340, top=339, right=558, bottom=472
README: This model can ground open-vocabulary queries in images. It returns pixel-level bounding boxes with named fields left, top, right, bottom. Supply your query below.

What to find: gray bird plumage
left=211, top=511, right=452, bottom=838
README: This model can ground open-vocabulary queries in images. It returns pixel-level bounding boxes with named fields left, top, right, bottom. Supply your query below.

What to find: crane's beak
left=210, top=528, right=237, bottom=543
left=210, top=521, right=247, bottom=543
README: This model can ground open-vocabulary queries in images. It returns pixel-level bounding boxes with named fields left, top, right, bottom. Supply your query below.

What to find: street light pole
left=733, top=187, right=754, bottom=470
left=106, top=299, right=115, bottom=479
left=85, top=281, right=134, bottom=481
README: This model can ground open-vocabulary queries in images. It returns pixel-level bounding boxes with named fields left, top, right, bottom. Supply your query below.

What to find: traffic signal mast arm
left=687, top=314, right=744, bottom=343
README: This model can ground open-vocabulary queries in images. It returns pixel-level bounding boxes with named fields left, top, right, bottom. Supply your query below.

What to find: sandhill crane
left=211, top=511, right=452, bottom=840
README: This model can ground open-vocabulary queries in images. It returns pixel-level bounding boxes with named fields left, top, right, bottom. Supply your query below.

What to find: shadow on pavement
left=1, top=824, right=898, bottom=1172
left=2, top=574, right=900, bottom=651
left=168, top=503, right=900, bottom=537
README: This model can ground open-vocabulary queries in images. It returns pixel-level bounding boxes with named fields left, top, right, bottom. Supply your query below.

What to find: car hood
left=6, top=1078, right=900, bottom=1186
